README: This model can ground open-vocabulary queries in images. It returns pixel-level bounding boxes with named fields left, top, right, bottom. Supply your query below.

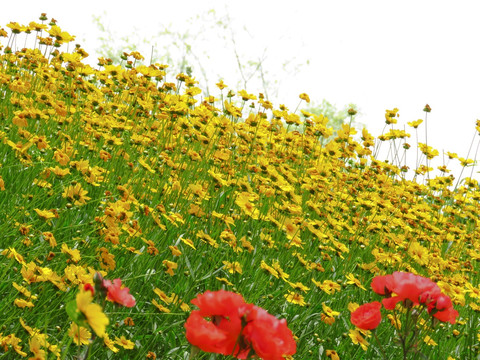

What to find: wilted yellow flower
left=14, top=298, right=34, bottom=308
left=326, top=350, right=340, bottom=360
left=163, top=260, right=177, bottom=276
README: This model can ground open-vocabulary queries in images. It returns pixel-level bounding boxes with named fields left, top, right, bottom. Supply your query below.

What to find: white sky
left=3, top=0, right=480, bottom=180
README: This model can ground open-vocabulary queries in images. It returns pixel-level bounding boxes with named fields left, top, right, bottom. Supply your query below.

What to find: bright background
left=2, top=0, right=480, bottom=179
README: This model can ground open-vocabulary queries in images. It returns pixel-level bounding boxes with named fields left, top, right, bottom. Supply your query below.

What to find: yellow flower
left=284, top=291, right=306, bottom=306
left=3, top=248, right=25, bottom=264
left=287, top=281, right=310, bottom=292
left=407, top=119, right=423, bottom=128
left=152, top=299, right=170, bottom=313
left=14, top=298, right=34, bottom=308
left=238, top=89, right=257, bottom=101
left=61, top=243, right=81, bottom=263
left=345, top=273, right=366, bottom=291
left=153, top=288, right=172, bottom=304
left=260, top=260, right=279, bottom=278
left=68, top=322, right=91, bottom=345
left=42, top=232, right=57, bottom=248
left=54, top=150, right=70, bottom=166
left=28, top=335, right=47, bottom=359
left=103, top=334, right=119, bottom=353
left=34, top=208, right=57, bottom=221
left=348, top=302, right=359, bottom=313
left=299, top=93, right=310, bottom=103
left=322, top=303, right=340, bottom=317
left=387, top=314, right=401, bottom=329
left=235, top=193, right=259, bottom=219
left=162, top=260, right=177, bottom=276
left=222, top=260, right=243, bottom=274
left=115, top=336, right=135, bottom=350
left=283, top=218, right=299, bottom=239
left=216, top=80, right=228, bottom=90
left=12, top=282, right=37, bottom=300
left=349, top=329, right=369, bottom=351
left=181, top=238, right=196, bottom=250
left=169, top=245, right=182, bottom=256
left=423, top=335, right=437, bottom=346
left=312, top=279, right=341, bottom=295
left=326, top=350, right=340, bottom=360
left=62, top=183, right=91, bottom=206
left=76, top=290, right=109, bottom=338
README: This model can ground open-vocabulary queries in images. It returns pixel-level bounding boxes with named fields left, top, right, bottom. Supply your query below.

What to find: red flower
left=103, top=278, right=136, bottom=308
left=424, top=293, right=459, bottom=324
left=185, top=311, right=248, bottom=356
left=371, top=275, right=393, bottom=296
left=372, top=272, right=441, bottom=310
left=350, top=301, right=382, bottom=330
left=242, top=306, right=296, bottom=360
left=370, top=272, right=458, bottom=324
left=83, top=283, right=95, bottom=296
left=184, top=290, right=296, bottom=359
left=185, top=290, right=251, bottom=358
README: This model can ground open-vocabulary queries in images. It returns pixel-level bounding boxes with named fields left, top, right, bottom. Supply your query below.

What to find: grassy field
left=0, top=17, right=479, bottom=360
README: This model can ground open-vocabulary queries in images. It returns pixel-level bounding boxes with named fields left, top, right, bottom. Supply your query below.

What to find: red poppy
left=103, top=278, right=136, bottom=308
left=372, top=272, right=441, bottom=310
left=185, top=290, right=251, bottom=358
left=423, top=293, right=459, bottom=324
left=371, top=274, right=393, bottom=296
left=185, top=310, right=249, bottom=356
left=184, top=290, right=296, bottom=359
left=350, top=301, right=382, bottom=330
left=242, top=306, right=297, bottom=360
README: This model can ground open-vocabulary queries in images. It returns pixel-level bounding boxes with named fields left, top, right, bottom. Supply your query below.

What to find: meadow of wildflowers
left=0, top=15, right=479, bottom=360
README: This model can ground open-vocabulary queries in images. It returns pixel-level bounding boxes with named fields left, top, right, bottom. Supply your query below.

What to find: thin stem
left=424, top=110, right=429, bottom=181
left=454, top=128, right=477, bottom=189
left=373, top=331, right=388, bottom=360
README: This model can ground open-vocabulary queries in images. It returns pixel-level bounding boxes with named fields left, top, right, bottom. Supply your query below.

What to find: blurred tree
left=91, top=9, right=306, bottom=101
left=92, top=9, right=357, bottom=133
left=303, top=100, right=360, bottom=136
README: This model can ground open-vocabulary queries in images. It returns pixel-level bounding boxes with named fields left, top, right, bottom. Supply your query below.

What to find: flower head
left=103, top=278, right=136, bottom=308
left=350, top=301, right=382, bottom=330
left=185, top=290, right=249, bottom=357
left=372, top=272, right=441, bottom=309
left=76, top=290, right=109, bottom=337
left=185, top=290, right=296, bottom=359
left=243, top=306, right=296, bottom=360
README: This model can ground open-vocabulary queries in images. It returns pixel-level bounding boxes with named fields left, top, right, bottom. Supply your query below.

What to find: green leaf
left=65, top=299, right=87, bottom=328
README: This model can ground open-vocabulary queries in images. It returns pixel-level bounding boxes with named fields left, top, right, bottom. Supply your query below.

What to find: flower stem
left=373, top=331, right=388, bottom=360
